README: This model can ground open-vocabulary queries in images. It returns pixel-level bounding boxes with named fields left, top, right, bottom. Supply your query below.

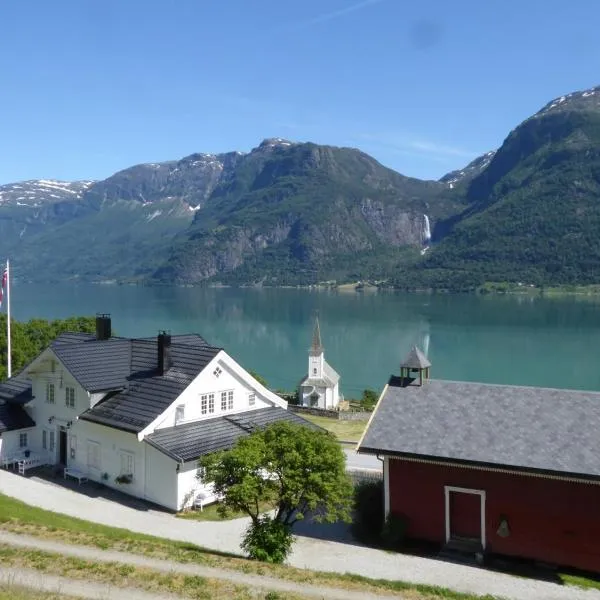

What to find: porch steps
left=438, top=537, right=484, bottom=565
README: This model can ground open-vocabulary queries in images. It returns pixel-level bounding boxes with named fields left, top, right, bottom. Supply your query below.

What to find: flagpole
left=6, top=259, right=11, bottom=378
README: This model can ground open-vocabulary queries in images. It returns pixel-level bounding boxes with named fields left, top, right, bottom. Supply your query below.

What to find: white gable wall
left=23, top=349, right=94, bottom=463
left=144, top=351, right=286, bottom=435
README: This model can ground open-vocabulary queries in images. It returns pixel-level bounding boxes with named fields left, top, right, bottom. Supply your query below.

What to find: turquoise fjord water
left=11, top=283, right=600, bottom=396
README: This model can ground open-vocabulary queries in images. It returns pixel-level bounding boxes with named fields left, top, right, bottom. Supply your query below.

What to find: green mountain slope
left=155, top=139, right=458, bottom=285
left=419, top=85, right=600, bottom=288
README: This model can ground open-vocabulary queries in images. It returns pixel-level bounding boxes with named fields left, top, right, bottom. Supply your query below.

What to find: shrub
left=352, top=480, right=384, bottom=544
left=381, top=513, right=409, bottom=549
left=241, top=516, right=294, bottom=564
left=360, top=389, right=379, bottom=410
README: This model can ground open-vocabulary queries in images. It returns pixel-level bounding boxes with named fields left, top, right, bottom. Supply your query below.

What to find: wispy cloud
left=355, top=133, right=478, bottom=162
left=298, top=0, right=386, bottom=27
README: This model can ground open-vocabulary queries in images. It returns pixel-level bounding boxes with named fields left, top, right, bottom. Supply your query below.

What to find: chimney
left=158, top=331, right=172, bottom=375
left=95, top=314, right=111, bottom=341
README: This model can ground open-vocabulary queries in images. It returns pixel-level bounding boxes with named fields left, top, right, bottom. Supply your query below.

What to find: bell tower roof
left=400, top=346, right=431, bottom=369
left=310, top=316, right=323, bottom=354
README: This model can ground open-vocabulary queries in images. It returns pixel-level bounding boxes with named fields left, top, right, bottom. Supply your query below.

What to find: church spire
left=310, top=315, right=323, bottom=354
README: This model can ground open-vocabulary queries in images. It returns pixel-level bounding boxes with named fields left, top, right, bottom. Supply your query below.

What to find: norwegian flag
left=0, top=264, right=7, bottom=309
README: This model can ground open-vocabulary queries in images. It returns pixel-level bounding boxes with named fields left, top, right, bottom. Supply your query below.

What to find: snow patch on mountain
left=534, top=85, right=600, bottom=117
left=439, top=150, right=496, bottom=187
left=0, top=179, right=96, bottom=206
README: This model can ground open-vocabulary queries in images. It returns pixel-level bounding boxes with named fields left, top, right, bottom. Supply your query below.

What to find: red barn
left=357, top=347, right=600, bottom=573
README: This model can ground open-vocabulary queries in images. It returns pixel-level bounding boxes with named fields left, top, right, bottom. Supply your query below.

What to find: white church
left=299, top=317, right=341, bottom=409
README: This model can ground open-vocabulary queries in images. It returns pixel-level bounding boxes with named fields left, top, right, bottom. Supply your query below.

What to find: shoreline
left=13, top=279, right=600, bottom=298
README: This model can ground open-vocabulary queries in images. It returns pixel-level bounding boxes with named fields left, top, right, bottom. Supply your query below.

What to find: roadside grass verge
left=0, top=585, right=84, bottom=600
left=300, top=414, right=368, bottom=443
left=0, top=544, right=303, bottom=600
left=560, top=573, right=600, bottom=591
left=0, top=492, right=496, bottom=599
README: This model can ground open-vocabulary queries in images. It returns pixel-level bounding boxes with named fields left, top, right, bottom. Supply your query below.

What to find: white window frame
left=248, top=392, right=256, bottom=407
left=201, top=394, right=208, bottom=415
left=227, top=390, right=234, bottom=410
left=119, top=451, right=135, bottom=477
left=19, top=432, right=28, bottom=448
left=46, top=382, right=55, bottom=404
left=208, top=393, right=215, bottom=414
left=444, top=486, right=486, bottom=550
left=65, top=386, right=75, bottom=409
left=49, top=430, right=55, bottom=453
left=175, top=404, right=185, bottom=423
left=86, top=440, right=101, bottom=471
left=221, top=391, right=227, bottom=411
left=213, top=366, right=222, bottom=378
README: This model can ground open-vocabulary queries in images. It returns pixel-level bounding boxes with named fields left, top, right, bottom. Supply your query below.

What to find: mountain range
left=3, top=84, right=600, bottom=289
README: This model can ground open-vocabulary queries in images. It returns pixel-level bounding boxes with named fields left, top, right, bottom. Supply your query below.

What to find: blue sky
left=1, top=0, right=599, bottom=184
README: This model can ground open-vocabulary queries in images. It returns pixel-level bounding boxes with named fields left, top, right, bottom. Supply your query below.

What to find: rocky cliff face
left=156, top=140, right=455, bottom=284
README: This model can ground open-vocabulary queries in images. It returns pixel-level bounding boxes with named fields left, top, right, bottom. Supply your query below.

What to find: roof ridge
left=417, top=377, right=600, bottom=396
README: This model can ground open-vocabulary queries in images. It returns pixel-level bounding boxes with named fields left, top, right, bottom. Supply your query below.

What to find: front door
left=59, top=429, right=68, bottom=465
left=445, top=486, right=485, bottom=549
left=449, top=491, right=481, bottom=540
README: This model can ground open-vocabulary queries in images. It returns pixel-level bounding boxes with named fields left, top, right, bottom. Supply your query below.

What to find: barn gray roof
left=358, top=376, right=600, bottom=480
left=400, top=346, right=431, bottom=369
left=146, top=407, right=319, bottom=462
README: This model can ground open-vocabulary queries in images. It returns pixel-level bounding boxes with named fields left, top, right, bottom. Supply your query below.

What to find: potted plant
left=24, top=449, right=31, bottom=458
left=115, top=474, right=133, bottom=484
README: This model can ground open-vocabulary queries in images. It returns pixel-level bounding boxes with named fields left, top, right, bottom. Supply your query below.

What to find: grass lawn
left=0, top=586, right=83, bottom=600
left=176, top=500, right=273, bottom=522
left=301, top=414, right=368, bottom=443
left=0, top=492, right=496, bottom=600
left=560, top=573, right=600, bottom=590
left=0, top=544, right=305, bottom=600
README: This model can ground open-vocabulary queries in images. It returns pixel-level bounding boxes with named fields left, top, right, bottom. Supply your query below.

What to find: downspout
left=377, top=453, right=390, bottom=520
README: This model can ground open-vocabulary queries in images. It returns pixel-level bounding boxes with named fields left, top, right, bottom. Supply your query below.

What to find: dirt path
left=0, top=531, right=404, bottom=600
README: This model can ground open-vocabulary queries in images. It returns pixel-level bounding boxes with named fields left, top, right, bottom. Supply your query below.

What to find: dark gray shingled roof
left=52, top=337, right=133, bottom=392
left=146, top=407, right=320, bottom=462
left=358, top=376, right=600, bottom=480
left=79, top=341, right=220, bottom=432
left=0, top=375, right=33, bottom=404
left=400, top=346, right=431, bottom=369
left=0, top=402, right=35, bottom=433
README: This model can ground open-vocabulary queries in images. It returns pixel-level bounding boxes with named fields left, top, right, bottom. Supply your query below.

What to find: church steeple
left=310, top=316, right=323, bottom=354
left=308, top=315, right=324, bottom=380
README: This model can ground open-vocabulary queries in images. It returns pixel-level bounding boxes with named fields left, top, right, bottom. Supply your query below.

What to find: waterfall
left=422, top=214, right=431, bottom=243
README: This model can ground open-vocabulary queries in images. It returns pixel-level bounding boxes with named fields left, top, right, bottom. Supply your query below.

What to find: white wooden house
left=0, top=315, right=311, bottom=511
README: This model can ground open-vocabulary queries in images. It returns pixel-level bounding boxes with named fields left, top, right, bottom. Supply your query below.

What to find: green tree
left=249, top=370, right=268, bottom=388
left=199, top=421, right=353, bottom=563
left=360, top=389, right=379, bottom=410
left=0, top=315, right=97, bottom=381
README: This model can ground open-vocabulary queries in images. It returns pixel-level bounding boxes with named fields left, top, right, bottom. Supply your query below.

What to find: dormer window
left=213, top=366, right=222, bottom=378
left=175, top=405, right=185, bottom=423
